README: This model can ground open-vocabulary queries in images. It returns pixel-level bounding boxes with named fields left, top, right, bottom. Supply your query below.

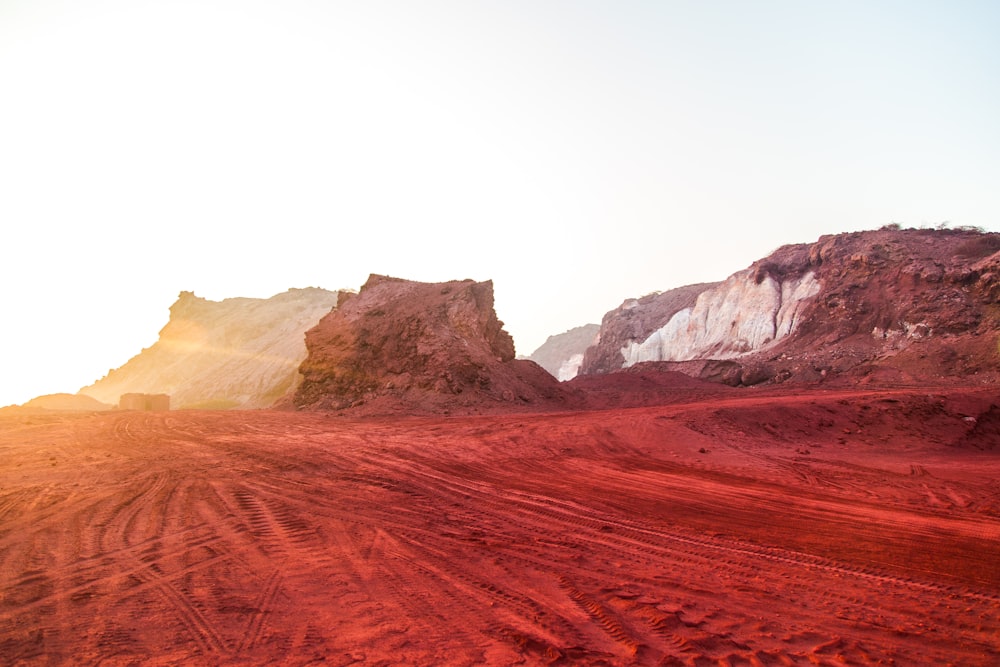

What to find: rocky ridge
left=80, top=288, right=339, bottom=409
left=580, top=227, right=1000, bottom=386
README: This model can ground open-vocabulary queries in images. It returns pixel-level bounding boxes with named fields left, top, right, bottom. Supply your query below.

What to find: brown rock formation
left=293, top=275, right=570, bottom=414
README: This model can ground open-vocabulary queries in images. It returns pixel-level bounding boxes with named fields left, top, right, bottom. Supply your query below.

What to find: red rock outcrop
left=293, top=275, right=571, bottom=414
left=582, top=227, right=1000, bottom=386
left=728, top=226, right=1000, bottom=385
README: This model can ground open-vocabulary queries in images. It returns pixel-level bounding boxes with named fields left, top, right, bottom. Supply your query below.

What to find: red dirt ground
left=1, top=386, right=999, bottom=666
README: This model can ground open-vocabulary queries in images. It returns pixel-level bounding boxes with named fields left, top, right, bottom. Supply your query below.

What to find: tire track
left=354, top=449, right=1000, bottom=663
left=2, top=555, right=235, bottom=632
left=3, top=404, right=999, bottom=665
left=386, top=528, right=585, bottom=648
left=133, top=568, right=230, bottom=656
left=237, top=569, right=283, bottom=652
left=229, top=486, right=323, bottom=564
left=558, top=575, right=641, bottom=656
left=371, top=454, right=998, bottom=601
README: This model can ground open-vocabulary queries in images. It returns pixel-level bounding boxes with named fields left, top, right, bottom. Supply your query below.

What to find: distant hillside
left=578, top=227, right=1000, bottom=386
left=525, top=324, right=599, bottom=380
left=79, top=288, right=339, bottom=409
left=3, top=393, right=114, bottom=413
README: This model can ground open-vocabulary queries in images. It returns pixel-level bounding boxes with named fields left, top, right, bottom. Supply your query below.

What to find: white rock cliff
left=621, top=270, right=820, bottom=366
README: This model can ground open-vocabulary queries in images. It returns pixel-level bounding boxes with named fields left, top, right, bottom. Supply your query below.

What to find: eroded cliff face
left=581, top=227, right=1000, bottom=386
left=580, top=283, right=718, bottom=375
left=293, top=275, right=569, bottom=414
left=79, top=288, right=340, bottom=408
left=621, top=270, right=820, bottom=365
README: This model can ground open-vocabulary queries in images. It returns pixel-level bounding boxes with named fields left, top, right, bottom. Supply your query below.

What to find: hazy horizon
left=2, top=1, right=999, bottom=407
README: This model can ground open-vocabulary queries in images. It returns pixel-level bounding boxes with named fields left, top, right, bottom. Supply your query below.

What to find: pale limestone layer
left=621, top=271, right=820, bottom=366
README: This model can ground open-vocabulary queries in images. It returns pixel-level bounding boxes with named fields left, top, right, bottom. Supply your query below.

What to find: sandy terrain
left=1, top=387, right=999, bottom=665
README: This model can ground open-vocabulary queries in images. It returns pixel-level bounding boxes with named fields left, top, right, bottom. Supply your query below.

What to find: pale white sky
left=2, top=0, right=999, bottom=407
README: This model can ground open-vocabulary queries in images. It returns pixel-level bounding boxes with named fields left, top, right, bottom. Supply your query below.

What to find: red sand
left=1, top=386, right=999, bottom=665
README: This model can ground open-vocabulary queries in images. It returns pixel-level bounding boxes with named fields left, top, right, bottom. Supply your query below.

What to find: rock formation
left=292, top=275, right=570, bottom=414
left=619, top=268, right=820, bottom=366
left=579, top=283, right=718, bottom=375
left=525, top=324, right=600, bottom=381
left=578, top=227, right=1000, bottom=386
left=79, top=288, right=339, bottom=409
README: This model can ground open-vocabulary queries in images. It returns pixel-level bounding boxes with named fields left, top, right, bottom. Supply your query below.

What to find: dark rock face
left=579, top=283, right=718, bottom=375
left=293, top=275, right=570, bottom=414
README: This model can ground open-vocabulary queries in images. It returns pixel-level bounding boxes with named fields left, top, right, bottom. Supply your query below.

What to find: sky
left=1, top=0, right=999, bottom=407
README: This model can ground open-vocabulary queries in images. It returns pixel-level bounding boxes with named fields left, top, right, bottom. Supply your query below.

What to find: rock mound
left=293, top=275, right=570, bottom=415
left=80, top=288, right=339, bottom=409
